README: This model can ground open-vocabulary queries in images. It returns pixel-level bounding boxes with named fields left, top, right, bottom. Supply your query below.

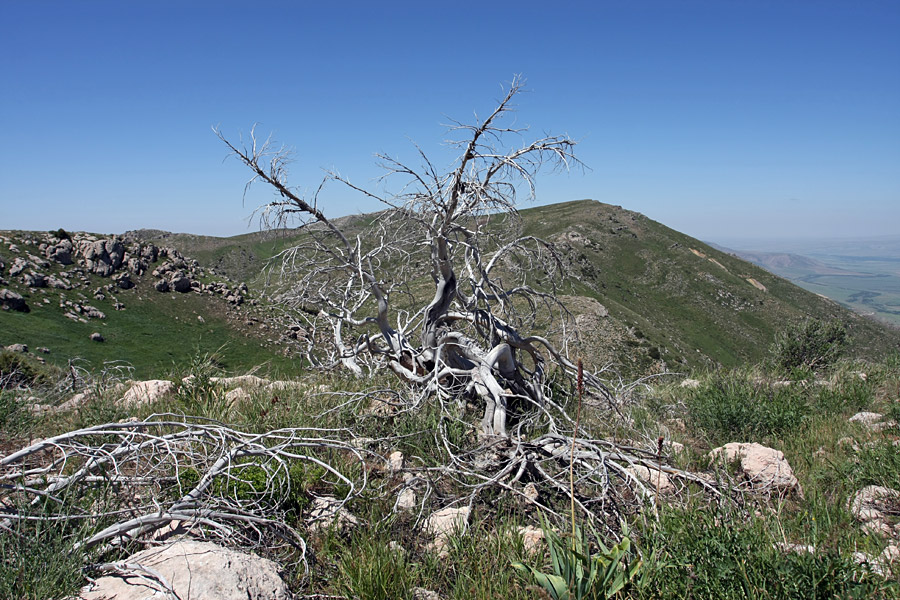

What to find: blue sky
left=1, top=1, right=898, bottom=242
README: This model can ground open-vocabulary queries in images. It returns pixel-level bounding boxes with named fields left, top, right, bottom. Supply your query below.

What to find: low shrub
left=685, top=373, right=809, bottom=444
left=770, top=319, right=848, bottom=375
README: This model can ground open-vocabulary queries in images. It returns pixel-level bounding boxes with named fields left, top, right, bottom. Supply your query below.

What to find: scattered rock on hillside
left=114, top=272, right=134, bottom=289
left=23, top=272, right=47, bottom=288
left=170, top=272, right=192, bottom=293
left=849, top=411, right=896, bottom=432
left=424, top=506, right=470, bottom=555
left=849, top=485, right=900, bottom=537
left=46, top=274, right=72, bottom=289
left=518, top=525, right=545, bottom=553
left=224, top=387, right=251, bottom=404
left=307, top=496, right=359, bottom=533
left=0, top=288, right=28, bottom=312
left=155, top=278, right=170, bottom=292
left=709, top=442, right=802, bottom=497
left=211, top=374, right=270, bottom=388
left=626, top=464, right=676, bottom=495
left=8, top=257, right=28, bottom=276
left=120, top=379, right=175, bottom=406
left=76, top=540, right=290, bottom=600
left=5, top=343, right=28, bottom=353
left=45, top=239, right=74, bottom=264
left=387, top=450, right=404, bottom=472
left=680, top=379, right=701, bottom=389
left=412, top=587, right=443, bottom=600
left=850, top=412, right=884, bottom=426
left=90, top=332, right=104, bottom=342
left=397, top=488, right=417, bottom=512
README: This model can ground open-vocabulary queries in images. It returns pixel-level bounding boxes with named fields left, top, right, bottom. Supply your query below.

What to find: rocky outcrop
left=517, top=525, right=545, bottom=553
left=78, top=238, right=125, bottom=276
left=45, top=238, right=74, bottom=265
left=849, top=411, right=896, bottom=432
left=76, top=540, right=290, bottom=600
left=114, top=272, right=134, bottom=289
left=710, top=442, right=802, bottom=497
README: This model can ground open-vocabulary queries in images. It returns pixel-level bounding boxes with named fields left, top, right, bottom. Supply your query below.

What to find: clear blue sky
left=2, top=0, right=898, bottom=242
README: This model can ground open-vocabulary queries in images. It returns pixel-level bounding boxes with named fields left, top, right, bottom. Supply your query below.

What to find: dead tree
left=216, top=77, right=613, bottom=436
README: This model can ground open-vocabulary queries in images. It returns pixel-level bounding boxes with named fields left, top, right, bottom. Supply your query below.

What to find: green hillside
left=517, top=200, right=900, bottom=369
left=0, top=231, right=301, bottom=378
left=3, top=201, right=898, bottom=379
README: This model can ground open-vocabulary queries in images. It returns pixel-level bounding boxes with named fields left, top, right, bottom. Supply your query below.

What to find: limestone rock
left=388, top=450, right=404, bottom=472
left=126, top=257, right=147, bottom=275
left=90, top=332, right=104, bottom=342
left=517, top=525, right=545, bottom=553
left=211, top=374, right=270, bottom=388
left=709, top=442, right=802, bottom=496
left=170, top=272, right=192, bottom=293
left=680, top=379, right=701, bottom=389
left=5, top=343, right=27, bottom=353
left=849, top=485, right=900, bottom=537
left=626, top=464, right=676, bottom=494
left=8, top=257, right=28, bottom=276
left=23, top=272, right=47, bottom=288
left=46, top=274, right=72, bottom=289
left=114, top=272, right=135, bottom=289
left=0, top=288, right=28, bottom=312
left=76, top=540, right=290, bottom=600
left=46, top=239, right=74, bottom=265
left=56, top=390, right=94, bottom=412
left=424, top=506, right=470, bottom=554
left=155, top=278, right=170, bottom=292
left=850, top=412, right=884, bottom=426
left=120, top=379, right=176, bottom=407
left=224, top=387, right=251, bottom=404
left=79, top=238, right=125, bottom=276
left=412, top=588, right=443, bottom=600
left=397, top=488, right=416, bottom=512
left=523, top=482, right=539, bottom=503
left=307, top=496, right=359, bottom=533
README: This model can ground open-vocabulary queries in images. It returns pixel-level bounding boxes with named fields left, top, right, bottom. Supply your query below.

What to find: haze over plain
left=1, top=1, right=898, bottom=242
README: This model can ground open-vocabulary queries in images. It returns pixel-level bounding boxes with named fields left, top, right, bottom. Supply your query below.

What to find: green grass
left=635, top=503, right=896, bottom=600
left=0, top=277, right=300, bottom=379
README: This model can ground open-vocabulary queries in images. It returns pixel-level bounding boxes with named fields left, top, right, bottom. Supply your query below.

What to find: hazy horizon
left=2, top=1, right=898, bottom=242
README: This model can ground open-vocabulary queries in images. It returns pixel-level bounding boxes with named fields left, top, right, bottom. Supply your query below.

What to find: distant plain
left=716, top=236, right=900, bottom=327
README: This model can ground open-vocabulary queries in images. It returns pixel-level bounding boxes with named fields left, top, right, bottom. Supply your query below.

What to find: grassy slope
left=132, top=200, right=900, bottom=373
left=519, top=200, right=900, bottom=367
left=0, top=235, right=300, bottom=379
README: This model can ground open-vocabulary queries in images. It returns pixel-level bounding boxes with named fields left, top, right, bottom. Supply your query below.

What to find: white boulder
left=76, top=540, right=290, bottom=600
left=709, top=442, right=802, bottom=496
